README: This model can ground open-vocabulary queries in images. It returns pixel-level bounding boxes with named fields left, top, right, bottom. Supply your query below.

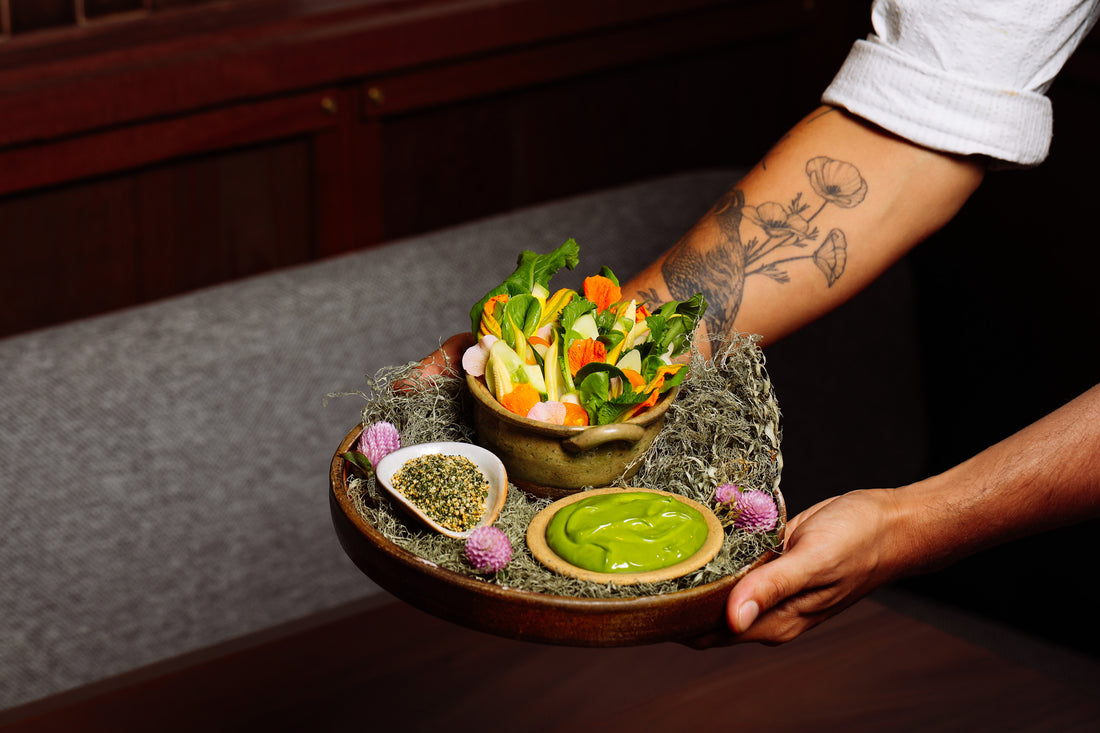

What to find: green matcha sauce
left=545, top=491, right=710, bottom=573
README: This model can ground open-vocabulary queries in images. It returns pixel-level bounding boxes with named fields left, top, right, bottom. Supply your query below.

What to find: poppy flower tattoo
left=645, top=156, right=866, bottom=338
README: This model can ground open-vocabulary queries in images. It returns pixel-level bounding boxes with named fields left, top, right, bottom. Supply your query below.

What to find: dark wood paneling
left=84, top=0, right=147, bottom=18
left=0, top=179, right=138, bottom=334
left=0, top=0, right=807, bottom=150
left=0, top=89, right=349, bottom=198
left=378, top=35, right=822, bottom=240
left=8, top=0, right=76, bottom=34
left=134, top=139, right=315, bottom=301
left=0, top=134, right=317, bottom=336
left=0, top=0, right=831, bottom=338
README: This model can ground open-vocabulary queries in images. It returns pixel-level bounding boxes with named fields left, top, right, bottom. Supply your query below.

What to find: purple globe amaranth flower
left=465, top=526, right=512, bottom=573
left=734, top=490, right=779, bottom=533
left=358, top=421, right=401, bottom=468
left=714, top=483, right=740, bottom=506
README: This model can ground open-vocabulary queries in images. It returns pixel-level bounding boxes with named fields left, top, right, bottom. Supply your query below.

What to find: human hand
left=417, top=332, right=477, bottom=379
left=725, top=488, right=908, bottom=644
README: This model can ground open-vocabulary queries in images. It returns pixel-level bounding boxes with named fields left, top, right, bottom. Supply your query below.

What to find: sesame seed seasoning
left=391, top=453, right=489, bottom=532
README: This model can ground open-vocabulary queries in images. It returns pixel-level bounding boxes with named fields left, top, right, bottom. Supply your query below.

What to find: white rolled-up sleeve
left=822, top=0, right=1100, bottom=165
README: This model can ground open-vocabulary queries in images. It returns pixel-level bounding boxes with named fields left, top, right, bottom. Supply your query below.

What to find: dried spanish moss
left=340, top=333, right=784, bottom=599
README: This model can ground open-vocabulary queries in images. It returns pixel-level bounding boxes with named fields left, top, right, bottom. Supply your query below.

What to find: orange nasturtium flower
left=563, top=402, right=589, bottom=426
left=498, top=383, right=542, bottom=418
left=582, top=275, right=621, bottom=312
left=634, top=303, right=650, bottom=322
left=567, top=338, right=607, bottom=376
left=620, top=368, right=647, bottom=391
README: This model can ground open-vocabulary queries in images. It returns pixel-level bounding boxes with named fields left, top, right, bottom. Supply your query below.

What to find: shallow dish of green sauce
left=527, top=487, right=725, bottom=585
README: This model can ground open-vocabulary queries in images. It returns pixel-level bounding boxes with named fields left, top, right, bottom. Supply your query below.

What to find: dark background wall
left=900, top=31, right=1100, bottom=654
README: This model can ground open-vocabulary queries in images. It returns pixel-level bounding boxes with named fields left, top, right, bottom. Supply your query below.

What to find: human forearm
left=724, top=383, right=1100, bottom=643
left=623, top=106, right=985, bottom=350
left=892, top=383, right=1100, bottom=574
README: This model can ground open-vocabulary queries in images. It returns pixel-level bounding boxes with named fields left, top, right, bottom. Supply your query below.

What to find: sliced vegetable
left=470, top=240, right=706, bottom=425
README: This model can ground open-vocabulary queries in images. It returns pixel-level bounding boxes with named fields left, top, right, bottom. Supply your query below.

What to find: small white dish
left=374, top=441, right=508, bottom=539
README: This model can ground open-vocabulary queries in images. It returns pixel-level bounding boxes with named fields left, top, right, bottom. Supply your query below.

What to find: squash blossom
left=478, top=294, right=509, bottom=338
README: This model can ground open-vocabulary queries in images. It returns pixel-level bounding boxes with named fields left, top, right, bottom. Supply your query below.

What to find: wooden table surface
left=3, top=593, right=1098, bottom=732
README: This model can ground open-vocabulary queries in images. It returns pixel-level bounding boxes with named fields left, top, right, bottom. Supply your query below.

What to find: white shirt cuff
left=822, top=38, right=1053, bottom=166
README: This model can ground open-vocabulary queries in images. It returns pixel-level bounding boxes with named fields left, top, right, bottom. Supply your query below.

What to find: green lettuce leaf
left=597, top=265, right=620, bottom=286
left=499, top=294, right=542, bottom=349
left=648, top=293, right=708, bottom=358
left=559, top=298, right=596, bottom=336
left=469, top=239, right=581, bottom=334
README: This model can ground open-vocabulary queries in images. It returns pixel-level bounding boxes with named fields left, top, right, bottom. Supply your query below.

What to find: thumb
left=726, top=551, right=812, bottom=634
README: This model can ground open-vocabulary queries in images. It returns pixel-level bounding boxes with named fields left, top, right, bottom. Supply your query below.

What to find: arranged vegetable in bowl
left=462, top=239, right=706, bottom=427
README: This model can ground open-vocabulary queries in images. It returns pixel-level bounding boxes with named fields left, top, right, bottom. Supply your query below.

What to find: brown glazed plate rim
left=330, top=423, right=787, bottom=645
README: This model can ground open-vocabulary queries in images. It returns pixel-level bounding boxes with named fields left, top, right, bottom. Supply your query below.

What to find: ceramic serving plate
left=330, top=424, right=786, bottom=647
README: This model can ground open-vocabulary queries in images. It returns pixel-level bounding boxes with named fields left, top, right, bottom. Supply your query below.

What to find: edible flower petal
left=620, top=368, right=647, bottom=391
left=527, top=400, right=567, bottom=424
left=478, top=294, right=510, bottom=338
left=714, top=483, right=740, bottom=505
left=618, top=363, right=685, bottom=421
left=357, top=421, right=401, bottom=468
left=567, top=338, right=607, bottom=376
left=539, top=288, right=576, bottom=328
left=461, top=334, right=498, bottom=377
left=499, top=382, right=542, bottom=418
left=583, top=275, right=621, bottom=313
left=563, top=401, right=589, bottom=426
left=465, top=526, right=513, bottom=573
left=733, top=490, right=779, bottom=532
left=646, top=363, right=685, bottom=392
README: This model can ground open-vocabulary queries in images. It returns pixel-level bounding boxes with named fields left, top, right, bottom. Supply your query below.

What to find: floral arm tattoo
left=641, top=156, right=867, bottom=338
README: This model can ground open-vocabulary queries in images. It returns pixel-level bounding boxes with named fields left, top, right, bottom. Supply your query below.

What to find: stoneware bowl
left=374, top=441, right=508, bottom=540
left=465, top=373, right=678, bottom=499
left=330, top=423, right=787, bottom=647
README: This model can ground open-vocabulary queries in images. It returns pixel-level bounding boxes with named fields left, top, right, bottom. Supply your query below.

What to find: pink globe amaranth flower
left=358, top=421, right=401, bottom=468
left=465, top=526, right=512, bottom=573
left=714, top=483, right=740, bottom=506
left=734, top=490, right=778, bottom=533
